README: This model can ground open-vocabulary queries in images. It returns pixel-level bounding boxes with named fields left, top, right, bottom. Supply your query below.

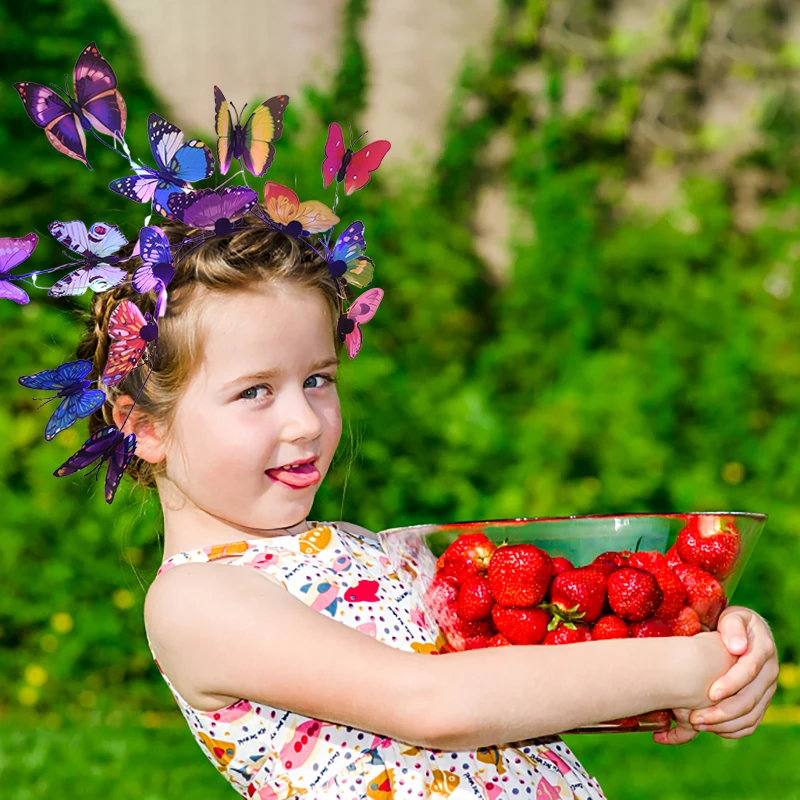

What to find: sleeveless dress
left=147, top=522, right=608, bottom=800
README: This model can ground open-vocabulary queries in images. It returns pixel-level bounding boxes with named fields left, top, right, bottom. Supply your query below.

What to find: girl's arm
left=147, top=562, right=735, bottom=752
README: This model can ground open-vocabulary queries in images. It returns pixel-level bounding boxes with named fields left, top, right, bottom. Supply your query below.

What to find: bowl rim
left=379, top=511, right=768, bottom=537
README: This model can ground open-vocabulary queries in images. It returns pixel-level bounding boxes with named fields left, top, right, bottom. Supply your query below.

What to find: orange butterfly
left=101, top=300, right=158, bottom=386
left=262, top=182, right=338, bottom=238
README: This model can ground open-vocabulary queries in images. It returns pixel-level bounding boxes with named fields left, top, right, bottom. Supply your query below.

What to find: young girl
left=73, top=218, right=778, bottom=800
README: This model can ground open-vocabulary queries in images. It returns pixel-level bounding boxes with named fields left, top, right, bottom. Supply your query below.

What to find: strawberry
left=672, top=564, right=728, bottom=627
left=668, top=606, right=702, bottom=637
left=488, top=543, right=553, bottom=608
left=629, top=618, right=673, bottom=638
left=488, top=632, right=512, bottom=647
left=629, top=551, right=687, bottom=621
left=666, top=544, right=683, bottom=571
left=543, top=623, right=593, bottom=645
left=424, top=573, right=459, bottom=612
left=548, top=566, right=608, bottom=622
left=676, top=516, right=742, bottom=580
left=594, top=550, right=633, bottom=568
left=456, top=575, right=494, bottom=622
left=438, top=533, right=496, bottom=584
left=552, top=556, right=575, bottom=576
left=463, top=634, right=492, bottom=650
left=592, top=614, right=630, bottom=640
left=491, top=605, right=551, bottom=645
left=607, top=567, right=663, bottom=621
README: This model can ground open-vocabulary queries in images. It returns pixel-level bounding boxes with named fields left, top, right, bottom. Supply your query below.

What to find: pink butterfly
left=0, top=233, right=38, bottom=305
left=322, top=123, right=391, bottom=195
left=101, top=300, right=158, bottom=386
left=337, top=288, right=384, bottom=359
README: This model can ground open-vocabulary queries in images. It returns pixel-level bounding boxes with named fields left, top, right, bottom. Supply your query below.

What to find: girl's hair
left=74, top=211, right=345, bottom=490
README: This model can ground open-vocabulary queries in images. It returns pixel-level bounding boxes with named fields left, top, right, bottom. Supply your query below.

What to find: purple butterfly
left=47, top=221, right=128, bottom=297
left=326, top=222, right=374, bottom=289
left=54, top=424, right=137, bottom=505
left=18, top=359, right=106, bottom=442
left=132, top=226, right=174, bottom=318
left=167, top=186, right=258, bottom=235
left=0, top=233, right=38, bottom=305
left=14, top=42, right=127, bottom=170
left=109, top=114, right=215, bottom=219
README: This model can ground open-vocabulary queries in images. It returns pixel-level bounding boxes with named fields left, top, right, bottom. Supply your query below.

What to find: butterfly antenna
left=351, top=129, right=368, bottom=148
left=48, top=82, right=65, bottom=97
left=63, top=74, right=71, bottom=97
left=89, top=129, right=131, bottom=162
left=33, top=396, right=56, bottom=410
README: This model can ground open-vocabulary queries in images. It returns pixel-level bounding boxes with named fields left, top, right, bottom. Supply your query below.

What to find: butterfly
left=54, top=424, right=137, bottom=505
left=47, top=221, right=128, bottom=297
left=337, top=287, right=384, bottom=359
left=102, top=300, right=159, bottom=386
left=14, top=42, right=127, bottom=170
left=326, top=222, right=374, bottom=289
left=131, top=226, right=174, bottom=318
left=0, top=233, right=38, bottom=305
left=109, top=114, right=215, bottom=218
left=168, top=186, right=258, bottom=236
left=262, top=182, right=339, bottom=238
left=322, top=123, right=391, bottom=195
left=18, top=359, right=106, bottom=442
left=214, top=87, right=289, bottom=177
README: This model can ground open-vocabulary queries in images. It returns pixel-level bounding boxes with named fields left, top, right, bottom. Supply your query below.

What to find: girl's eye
left=239, top=374, right=337, bottom=402
left=305, top=373, right=337, bottom=390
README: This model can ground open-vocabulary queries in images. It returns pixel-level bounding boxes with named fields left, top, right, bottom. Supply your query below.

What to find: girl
left=75, top=217, right=778, bottom=800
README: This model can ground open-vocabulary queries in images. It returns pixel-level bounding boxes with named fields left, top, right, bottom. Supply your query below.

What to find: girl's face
left=158, top=281, right=342, bottom=532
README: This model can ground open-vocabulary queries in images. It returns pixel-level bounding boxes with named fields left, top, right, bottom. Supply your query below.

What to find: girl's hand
left=654, top=606, right=779, bottom=745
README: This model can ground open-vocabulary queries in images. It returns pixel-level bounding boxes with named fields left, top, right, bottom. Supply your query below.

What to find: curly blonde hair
left=74, top=212, right=345, bottom=490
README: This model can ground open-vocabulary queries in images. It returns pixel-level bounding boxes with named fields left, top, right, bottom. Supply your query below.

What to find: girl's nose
left=279, top=389, right=324, bottom=442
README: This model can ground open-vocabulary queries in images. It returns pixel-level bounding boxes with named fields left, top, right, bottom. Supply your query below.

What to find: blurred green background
left=1, top=0, right=798, bottom=797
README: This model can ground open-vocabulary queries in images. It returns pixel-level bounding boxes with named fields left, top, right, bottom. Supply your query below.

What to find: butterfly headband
left=3, top=42, right=390, bottom=504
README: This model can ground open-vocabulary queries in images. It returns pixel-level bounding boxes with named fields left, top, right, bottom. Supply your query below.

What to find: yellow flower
left=778, top=663, right=799, bottom=691
left=18, top=686, right=38, bottom=706
left=51, top=612, right=74, bottom=634
left=113, top=589, right=135, bottom=610
left=25, top=664, right=48, bottom=687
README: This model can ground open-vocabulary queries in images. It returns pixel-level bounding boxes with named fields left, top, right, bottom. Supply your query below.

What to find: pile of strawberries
left=425, top=516, right=742, bottom=651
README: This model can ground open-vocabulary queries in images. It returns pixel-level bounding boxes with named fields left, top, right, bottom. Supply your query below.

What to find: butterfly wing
left=102, top=300, right=149, bottom=386
left=344, top=140, right=391, bottom=195
left=293, top=201, right=340, bottom=233
left=0, top=233, right=38, bottom=275
left=148, top=114, right=215, bottom=183
left=344, top=257, right=374, bottom=289
left=48, top=264, right=127, bottom=297
left=108, top=173, right=160, bottom=204
left=322, top=122, right=346, bottom=188
left=0, top=281, right=30, bottom=305
left=19, top=359, right=93, bottom=391
left=138, top=225, right=171, bottom=268
left=86, top=222, right=127, bottom=258
left=73, top=42, right=127, bottom=137
left=104, top=432, right=137, bottom=504
left=54, top=425, right=119, bottom=477
left=345, top=287, right=384, bottom=358
left=214, top=86, right=234, bottom=175
left=49, top=220, right=90, bottom=256
left=44, top=388, right=105, bottom=442
left=241, top=95, right=289, bottom=177
left=13, top=82, right=89, bottom=167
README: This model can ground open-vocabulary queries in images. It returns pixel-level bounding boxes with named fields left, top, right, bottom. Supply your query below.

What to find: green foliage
left=0, top=0, right=798, bottom=756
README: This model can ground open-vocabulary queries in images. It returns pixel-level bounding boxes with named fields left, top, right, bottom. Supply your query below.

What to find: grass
left=0, top=708, right=797, bottom=799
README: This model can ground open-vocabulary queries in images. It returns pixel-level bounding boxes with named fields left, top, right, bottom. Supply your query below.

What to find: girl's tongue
left=266, top=462, right=320, bottom=488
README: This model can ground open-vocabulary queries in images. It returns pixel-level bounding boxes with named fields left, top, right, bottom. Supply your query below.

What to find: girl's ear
left=111, top=396, right=166, bottom=465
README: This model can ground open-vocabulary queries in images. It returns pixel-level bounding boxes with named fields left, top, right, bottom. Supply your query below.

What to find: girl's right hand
left=653, top=631, right=739, bottom=746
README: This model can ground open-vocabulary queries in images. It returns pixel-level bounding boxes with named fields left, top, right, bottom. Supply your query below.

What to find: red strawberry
left=438, top=533, right=496, bottom=584
left=676, top=516, right=742, bottom=580
left=592, top=614, right=630, bottom=640
left=668, top=606, right=702, bottom=637
left=552, top=556, right=575, bottom=576
left=491, top=605, right=551, bottom=645
left=594, top=550, right=633, bottom=568
left=607, top=567, right=663, bottom=621
left=672, top=564, right=728, bottom=627
left=629, top=551, right=687, bottom=621
left=666, top=544, right=683, bottom=570
left=424, top=573, right=459, bottom=612
left=549, top=566, right=608, bottom=622
left=629, top=618, right=673, bottom=638
left=438, top=604, right=493, bottom=640
left=543, top=624, right=593, bottom=645
left=488, top=632, right=513, bottom=647
left=463, top=634, right=492, bottom=650
left=488, top=544, right=553, bottom=608
left=456, top=575, right=494, bottom=622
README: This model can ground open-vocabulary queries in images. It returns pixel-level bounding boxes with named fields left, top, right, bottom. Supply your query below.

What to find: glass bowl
left=379, top=512, right=767, bottom=735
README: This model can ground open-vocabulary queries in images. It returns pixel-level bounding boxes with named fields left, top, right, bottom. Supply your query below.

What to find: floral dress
left=147, top=522, right=608, bottom=799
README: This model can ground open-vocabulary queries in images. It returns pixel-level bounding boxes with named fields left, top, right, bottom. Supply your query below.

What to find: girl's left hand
left=654, top=606, right=779, bottom=746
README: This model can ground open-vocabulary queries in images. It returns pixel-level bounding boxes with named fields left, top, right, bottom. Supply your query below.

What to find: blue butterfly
left=109, top=114, right=215, bottom=219
left=19, top=359, right=106, bottom=442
